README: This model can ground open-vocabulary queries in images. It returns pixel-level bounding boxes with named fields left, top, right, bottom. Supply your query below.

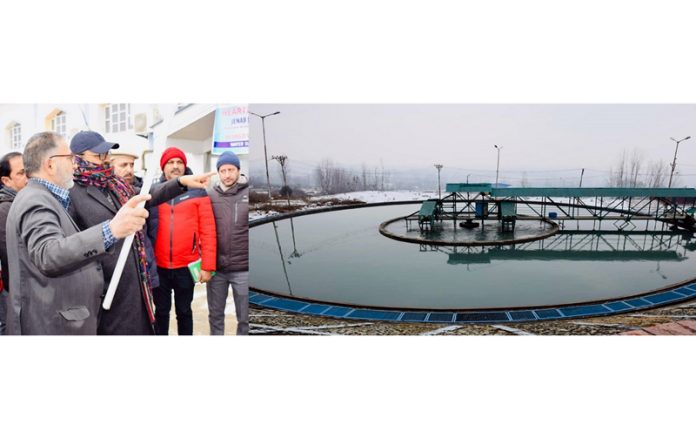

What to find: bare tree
left=646, top=160, right=668, bottom=187
left=609, top=150, right=643, bottom=187
left=609, top=150, right=675, bottom=188
left=315, top=159, right=333, bottom=194
left=609, top=150, right=628, bottom=187
left=361, top=163, right=369, bottom=190
left=314, top=159, right=352, bottom=194
left=521, top=172, right=529, bottom=187
left=380, top=158, right=385, bottom=191
left=272, top=155, right=292, bottom=202
left=629, top=150, right=643, bottom=187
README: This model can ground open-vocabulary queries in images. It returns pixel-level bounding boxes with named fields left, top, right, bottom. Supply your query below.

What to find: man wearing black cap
left=5, top=132, right=151, bottom=335
left=67, top=131, right=214, bottom=335
left=206, top=151, right=249, bottom=335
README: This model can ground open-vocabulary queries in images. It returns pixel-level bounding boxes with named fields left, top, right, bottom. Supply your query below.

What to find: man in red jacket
left=150, top=147, right=217, bottom=335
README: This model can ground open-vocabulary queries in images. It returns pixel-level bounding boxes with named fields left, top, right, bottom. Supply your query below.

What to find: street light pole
left=434, top=164, right=443, bottom=199
left=249, top=111, right=281, bottom=201
left=494, top=144, right=503, bottom=188
left=668, top=136, right=691, bottom=188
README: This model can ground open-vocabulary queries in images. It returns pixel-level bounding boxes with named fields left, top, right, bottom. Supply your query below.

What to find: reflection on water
left=423, top=231, right=689, bottom=264
left=389, top=217, right=555, bottom=242
left=251, top=205, right=696, bottom=310
left=272, top=221, right=293, bottom=296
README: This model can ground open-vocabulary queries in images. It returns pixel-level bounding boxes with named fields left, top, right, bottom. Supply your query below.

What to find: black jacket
left=133, top=176, right=160, bottom=289
left=207, top=175, right=249, bottom=272
left=0, top=186, right=18, bottom=291
left=68, top=177, right=184, bottom=335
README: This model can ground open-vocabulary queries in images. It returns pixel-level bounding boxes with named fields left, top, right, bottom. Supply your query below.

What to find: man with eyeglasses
left=5, top=132, right=151, bottom=335
left=67, top=131, right=214, bottom=335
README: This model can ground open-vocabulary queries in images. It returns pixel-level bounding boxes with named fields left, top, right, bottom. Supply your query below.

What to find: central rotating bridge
left=408, top=183, right=696, bottom=233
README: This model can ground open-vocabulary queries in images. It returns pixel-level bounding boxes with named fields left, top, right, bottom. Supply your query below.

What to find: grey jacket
left=0, top=186, right=18, bottom=291
left=68, top=177, right=184, bottom=335
left=6, top=181, right=108, bottom=335
left=207, top=175, right=248, bottom=272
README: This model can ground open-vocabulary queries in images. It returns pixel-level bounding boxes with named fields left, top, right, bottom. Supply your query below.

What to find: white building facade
left=0, top=103, right=249, bottom=179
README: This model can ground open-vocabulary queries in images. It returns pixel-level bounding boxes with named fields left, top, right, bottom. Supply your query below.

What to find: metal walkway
left=405, top=183, right=696, bottom=232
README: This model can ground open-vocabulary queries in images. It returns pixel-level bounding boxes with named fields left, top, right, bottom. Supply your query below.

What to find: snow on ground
left=250, top=190, right=434, bottom=220
left=250, top=210, right=272, bottom=221
left=314, top=190, right=434, bottom=203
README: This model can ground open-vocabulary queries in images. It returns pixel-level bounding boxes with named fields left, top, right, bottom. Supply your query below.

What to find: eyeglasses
left=49, top=153, right=76, bottom=160
left=81, top=152, right=110, bottom=161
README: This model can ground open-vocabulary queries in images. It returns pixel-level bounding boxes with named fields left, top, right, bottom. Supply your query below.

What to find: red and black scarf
left=73, top=156, right=156, bottom=325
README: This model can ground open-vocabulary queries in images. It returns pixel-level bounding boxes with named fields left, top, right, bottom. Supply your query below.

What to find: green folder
left=187, top=259, right=216, bottom=283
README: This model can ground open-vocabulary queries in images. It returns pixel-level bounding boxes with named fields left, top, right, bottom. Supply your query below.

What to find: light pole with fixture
left=494, top=144, right=503, bottom=188
left=434, top=164, right=443, bottom=199
left=668, top=136, right=691, bottom=188
left=249, top=110, right=281, bottom=201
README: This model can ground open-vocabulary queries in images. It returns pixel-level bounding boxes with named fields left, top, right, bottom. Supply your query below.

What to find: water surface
left=250, top=204, right=696, bottom=309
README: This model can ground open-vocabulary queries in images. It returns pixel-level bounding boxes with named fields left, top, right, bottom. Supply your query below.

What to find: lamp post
left=249, top=110, right=281, bottom=201
left=494, top=144, right=503, bottom=188
left=434, top=164, right=443, bottom=199
left=668, top=136, right=691, bottom=188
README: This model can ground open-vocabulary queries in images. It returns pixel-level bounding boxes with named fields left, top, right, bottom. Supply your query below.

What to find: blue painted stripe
left=560, top=304, right=609, bottom=317
left=322, top=306, right=354, bottom=317
left=534, top=309, right=562, bottom=319
left=249, top=294, right=276, bottom=305
left=604, top=301, right=631, bottom=311
left=301, top=304, right=332, bottom=315
left=347, top=309, right=401, bottom=321
left=427, top=313, right=455, bottom=323
left=644, top=291, right=682, bottom=305
left=400, top=312, right=428, bottom=322
left=249, top=288, right=694, bottom=324
left=456, top=312, right=510, bottom=323
left=262, top=298, right=310, bottom=311
left=625, top=298, right=652, bottom=308
left=509, top=310, right=537, bottom=321
left=674, top=286, right=696, bottom=297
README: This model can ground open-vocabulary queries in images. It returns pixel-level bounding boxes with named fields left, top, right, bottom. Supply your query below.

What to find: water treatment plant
left=250, top=183, right=696, bottom=324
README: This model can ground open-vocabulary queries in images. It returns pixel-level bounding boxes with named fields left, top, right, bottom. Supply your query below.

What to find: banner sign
left=212, top=104, right=249, bottom=155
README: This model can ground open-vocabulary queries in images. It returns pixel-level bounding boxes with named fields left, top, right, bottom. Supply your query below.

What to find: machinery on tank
left=406, top=183, right=696, bottom=233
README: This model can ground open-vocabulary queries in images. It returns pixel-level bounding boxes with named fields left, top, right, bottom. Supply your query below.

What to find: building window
left=105, top=103, right=132, bottom=133
left=52, top=111, right=67, bottom=136
left=11, top=124, right=21, bottom=150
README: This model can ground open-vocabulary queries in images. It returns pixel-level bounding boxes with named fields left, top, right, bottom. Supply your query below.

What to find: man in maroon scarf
left=67, top=131, right=213, bottom=335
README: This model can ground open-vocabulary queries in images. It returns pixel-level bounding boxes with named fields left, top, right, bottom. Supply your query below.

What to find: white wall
left=0, top=104, right=249, bottom=179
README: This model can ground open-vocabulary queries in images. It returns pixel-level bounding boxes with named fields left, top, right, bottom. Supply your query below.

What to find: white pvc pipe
left=102, top=169, right=155, bottom=310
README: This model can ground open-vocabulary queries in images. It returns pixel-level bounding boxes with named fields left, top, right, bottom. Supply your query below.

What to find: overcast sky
left=249, top=104, right=696, bottom=186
